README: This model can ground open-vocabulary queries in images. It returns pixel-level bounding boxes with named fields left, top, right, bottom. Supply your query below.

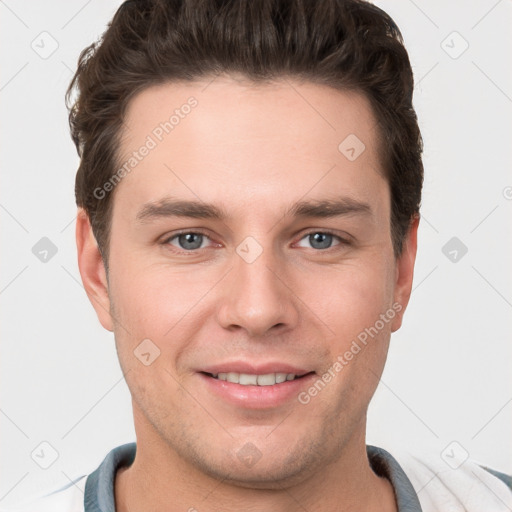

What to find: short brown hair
left=66, top=0, right=423, bottom=267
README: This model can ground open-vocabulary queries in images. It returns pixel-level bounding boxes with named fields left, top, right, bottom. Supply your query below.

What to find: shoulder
left=390, top=447, right=512, bottom=512
left=0, top=443, right=136, bottom=512
left=0, top=475, right=87, bottom=512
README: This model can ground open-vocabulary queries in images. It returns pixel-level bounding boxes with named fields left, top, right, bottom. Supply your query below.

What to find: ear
left=390, top=215, right=419, bottom=332
left=76, top=208, right=113, bottom=332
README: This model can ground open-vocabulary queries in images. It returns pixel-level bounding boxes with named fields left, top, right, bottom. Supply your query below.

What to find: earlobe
left=391, top=215, right=419, bottom=332
left=76, top=208, right=114, bottom=332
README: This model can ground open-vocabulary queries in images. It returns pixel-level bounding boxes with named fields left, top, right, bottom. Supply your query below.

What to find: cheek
left=108, top=261, right=223, bottom=389
left=109, top=262, right=210, bottom=339
left=108, top=265, right=197, bottom=406
left=300, top=257, right=395, bottom=345
left=301, top=262, right=394, bottom=420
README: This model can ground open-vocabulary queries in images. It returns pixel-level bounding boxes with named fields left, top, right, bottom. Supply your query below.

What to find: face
left=77, top=76, right=417, bottom=487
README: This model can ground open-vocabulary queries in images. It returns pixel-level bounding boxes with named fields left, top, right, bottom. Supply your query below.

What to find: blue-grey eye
left=172, top=233, right=205, bottom=250
left=297, top=232, right=339, bottom=250
left=309, top=232, right=333, bottom=249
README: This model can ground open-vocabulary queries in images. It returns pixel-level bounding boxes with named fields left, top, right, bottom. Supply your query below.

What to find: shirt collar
left=84, top=443, right=422, bottom=511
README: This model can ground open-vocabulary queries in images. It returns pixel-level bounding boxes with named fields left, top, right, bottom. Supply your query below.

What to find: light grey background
left=1, top=0, right=511, bottom=507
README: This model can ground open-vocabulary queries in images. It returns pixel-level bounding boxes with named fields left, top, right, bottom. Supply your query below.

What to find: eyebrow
left=135, top=196, right=372, bottom=223
left=136, top=198, right=227, bottom=223
left=289, top=198, right=372, bottom=218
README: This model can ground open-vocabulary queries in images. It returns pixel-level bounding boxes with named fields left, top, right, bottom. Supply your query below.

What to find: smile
left=208, top=372, right=301, bottom=386
left=198, top=369, right=316, bottom=409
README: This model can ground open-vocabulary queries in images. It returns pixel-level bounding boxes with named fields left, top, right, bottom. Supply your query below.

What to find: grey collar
left=84, top=443, right=422, bottom=511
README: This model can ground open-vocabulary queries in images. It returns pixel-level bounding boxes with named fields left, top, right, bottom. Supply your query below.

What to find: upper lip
left=199, top=362, right=312, bottom=376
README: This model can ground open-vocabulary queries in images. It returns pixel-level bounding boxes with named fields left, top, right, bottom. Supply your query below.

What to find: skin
left=76, top=75, right=418, bottom=512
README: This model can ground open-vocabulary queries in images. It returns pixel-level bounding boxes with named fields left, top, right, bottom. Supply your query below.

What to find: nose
left=216, top=243, right=300, bottom=338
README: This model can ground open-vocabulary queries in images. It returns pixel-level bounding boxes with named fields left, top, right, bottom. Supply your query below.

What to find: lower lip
left=198, top=373, right=316, bottom=409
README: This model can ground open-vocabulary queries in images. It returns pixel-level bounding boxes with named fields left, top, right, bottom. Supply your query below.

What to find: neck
left=115, top=425, right=397, bottom=512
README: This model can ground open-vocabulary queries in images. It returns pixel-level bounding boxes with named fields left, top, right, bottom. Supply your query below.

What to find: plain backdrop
left=1, top=0, right=511, bottom=507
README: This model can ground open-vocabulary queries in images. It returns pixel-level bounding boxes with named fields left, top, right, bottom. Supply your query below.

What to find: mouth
left=201, top=371, right=313, bottom=386
left=197, top=364, right=316, bottom=408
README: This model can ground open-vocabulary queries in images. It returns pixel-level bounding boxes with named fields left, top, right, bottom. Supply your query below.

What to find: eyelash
left=161, top=229, right=351, bottom=254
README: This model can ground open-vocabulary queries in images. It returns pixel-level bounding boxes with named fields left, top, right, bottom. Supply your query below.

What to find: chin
left=188, top=436, right=329, bottom=489
left=203, top=460, right=313, bottom=490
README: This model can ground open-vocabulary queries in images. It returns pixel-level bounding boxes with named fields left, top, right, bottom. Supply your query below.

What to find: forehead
left=113, top=76, right=386, bottom=220
left=120, top=76, right=380, bottom=156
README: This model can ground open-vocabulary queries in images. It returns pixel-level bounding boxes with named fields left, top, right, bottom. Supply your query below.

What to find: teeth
left=213, top=372, right=297, bottom=386
left=239, top=373, right=257, bottom=385
left=257, top=374, right=275, bottom=386
left=226, top=372, right=239, bottom=383
left=275, top=372, right=287, bottom=383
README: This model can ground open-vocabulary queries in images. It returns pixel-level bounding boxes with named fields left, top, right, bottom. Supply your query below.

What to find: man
left=7, top=0, right=511, bottom=511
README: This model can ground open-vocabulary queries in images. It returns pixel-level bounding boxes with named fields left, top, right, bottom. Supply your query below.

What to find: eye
left=166, top=232, right=212, bottom=251
left=296, top=231, right=344, bottom=250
